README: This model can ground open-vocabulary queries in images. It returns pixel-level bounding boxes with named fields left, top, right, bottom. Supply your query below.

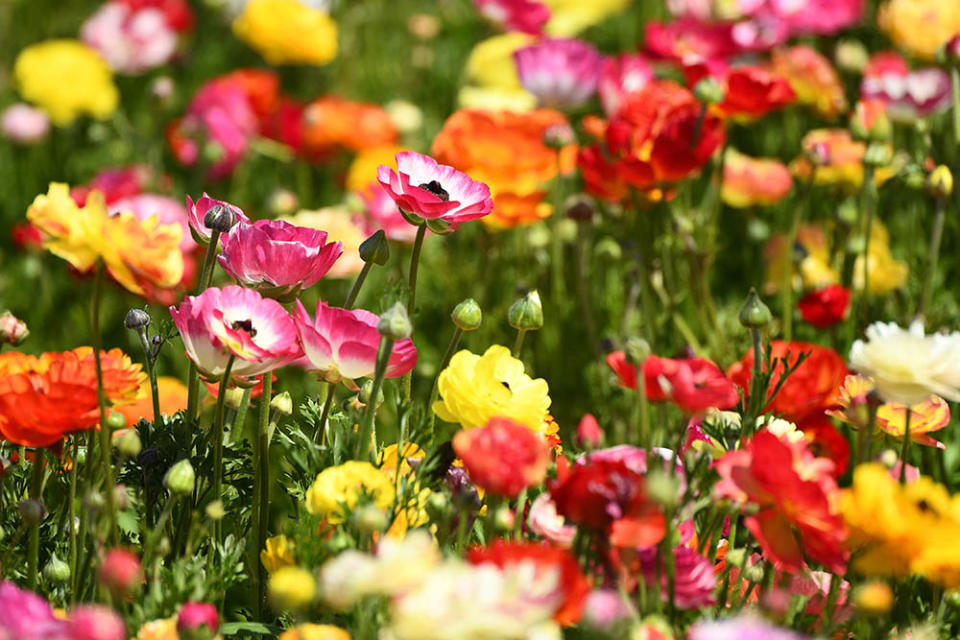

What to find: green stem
left=512, top=329, right=527, bottom=358
left=747, top=327, right=764, bottom=432
left=919, top=198, right=947, bottom=321
left=781, top=170, right=816, bottom=341
left=899, top=408, right=912, bottom=484
left=254, top=373, right=273, bottom=619
left=211, top=355, right=235, bottom=544
left=136, top=328, right=160, bottom=441
left=343, top=262, right=373, bottom=310
left=186, top=228, right=223, bottom=441
left=952, top=66, right=960, bottom=147
left=406, top=224, right=427, bottom=316
left=27, top=449, right=44, bottom=590
left=67, top=437, right=79, bottom=601
left=91, top=265, right=119, bottom=546
left=316, top=381, right=336, bottom=446
left=573, top=222, right=598, bottom=354
left=858, top=166, right=876, bottom=330
left=356, top=337, right=395, bottom=460
left=230, top=388, right=252, bottom=443
left=427, top=327, right=463, bottom=432
left=858, top=402, right=878, bottom=465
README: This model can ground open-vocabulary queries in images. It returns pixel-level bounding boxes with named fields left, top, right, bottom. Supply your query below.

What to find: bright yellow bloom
left=763, top=224, right=838, bottom=295
left=853, top=581, right=893, bottom=616
left=233, top=0, right=338, bottom=66
left=346, top=144, right=407, bottom=195
left=14, top=40, right=118, bottom=126
left=878, top=0, right=960, bottom=60
left=279, top=624, right=351, bottom=640
left=135, top=618, right=178, bottom=640
left=283, top=207, right=365, bottom=279
left=261, top=534, right=296, bottom=574
left=433, top=345, right=551, bottom=433
left=852, top=220, right=908, bottom=295
left=458, top=34, right=536, bottom=112
left=305, top=461, right=395, bottom=523
left=543, top=0, right=632, bottom=36
left=26, top=183, right=183, bottom=295
left=269, top=566, right=318, bottom=611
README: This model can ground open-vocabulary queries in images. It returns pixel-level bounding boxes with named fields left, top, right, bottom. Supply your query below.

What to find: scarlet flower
left=797, top=414, right=851, bottom=477
left=607, top=351, right=739, bottom=414
left=452, top=417, right=550, bottom=498
left=467, top=541, right=590, bottom=626
left=718, top=67, right=796, bottom=118
left=727, top=340, right=848, bottom=423
left=798, top=285, right=850, bottom=329
left=302, top=96, right=397, bottom=156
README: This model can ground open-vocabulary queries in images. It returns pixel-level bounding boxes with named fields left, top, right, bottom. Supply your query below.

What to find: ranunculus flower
left=527, top=493, right=576, bottom=547
left=878, top=0, right=960, bottom=60
left=177, top=602, right=219, bottom=634
left=797, top=285, right=850, bottom=329
left=718, top=66, right=796, bottom=118
left=689, top=616, right=807, bottom=640
left=305, top=461, right=395, bottom=522
left=644, top=18, right=745, bottom=64
left=81, top=1, right=179, bottom=74
left=861, top=66, right=952, bottom=122
left=452, top=416, right=550, bottom=498
left=282, top=207, right=367, bottom=279
left=68, top=605, right=126, bottom=640
left=513, top=38, right=601, bottom=109
left=232, top=0, right=338, bottom=66
left=185, top=193, right=249, bottom=244
left=70, top=165, right=151, bottom=207
left=636, top=545, right=716, bottom=609
left=607, top=351, right=739, bottom=414
left=771, top=45, right=847, bottom=119
left=849, top=321, right=960, bottom=405
left=169, top=285, right=301, bottom=379
left=1, top=103, right=50, bottom=144
left=0, top=581, right=68, bottom=639
left=598, top=53, right=654, bottom=116
left=302, top=97, right=397, bottom=157
left=218, top=219, right=343, bottom=300
left=722, top=148, right=793, bottom=208
left=581, top=589, right=635, bottom=630
left=111, top=193, right=193, bottom=251
left=473, top=0, right=550, bottom=35
left=377, top=151, right=494, bottom=230
left=293, top=300, right=417, bottom=385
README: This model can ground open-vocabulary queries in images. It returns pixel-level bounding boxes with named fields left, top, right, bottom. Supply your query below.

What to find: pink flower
left=527, top=492, right=577, bottom=547
left=582, top=589, right=635, bottom=630
left=71, top=165, right=152, bottom=207
left=293, top=300, right=417, bottom=384
left=185, top=193, right=249, bottom=244
left=68, top=605, right=126, bottom=640
left=689, top=617, right=806, bottom=640
left=218, top=219, right=343, bottom=300
left=645, top=18, right=745, bottom=64
left=359, top=183, right=421, bottom=243
left=598, top=54, right=655, bottom=116
left=514, top=38, right=602, bottom=110
left=1, top=103, right=50, bottom=144
left=111, top=194, right=194, bottom=251
left=637, top=545, right=717, bottom=609
left=0, top=581, right=67, bottom=639
left=473, top=0, right=550, bottom=35
left=98, top=548, right=141, bottom=595
left=169, top=286, right=301, bottom=379
left=575, top=413, right=603, bottom=448
left=377, top=151, right=493, bottom=229
left=177, top=602, right=219, bottom=634
left=861, top=67, right=952, bottom=122
left=81, top=2, right=178, bottom=74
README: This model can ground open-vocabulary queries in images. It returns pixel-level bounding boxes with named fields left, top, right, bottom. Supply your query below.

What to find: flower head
left=608, top=352, right=739, bottom=414
left=261, top=534, right=296, bottom=574
left=1, top=103, right=50, bottom=144
left=636, top=546, right=716, bottom=609
left=302, top=97, right=397, bottom=156
left=771, top=46, right=847, bottom=119
left=453, top=417, right=551, bottom=498
left=721, top=149, right=793, bottom=208
left=81, top=2, right=180, bottom=74
left=514, top=38, right=601, bottom=109
left=233, top=0, right=337, bottom=66
left=0, top=581, right=68, bottom=639
left=878, top=0, right=960, bottom=60
left=176, top=602, right=219, bottom=636
left=474, top=0, right=550, bottom=35
left=305, top=461, right=395, bottom=523
left=797, top=285, right=850, bottom=329
left=598, top=53, right=654, bottom=116
left=717, top=67, right=796, bottom=118
left=527, top=493, right=576, bottom=547
left=69, top=605, right=127, bottom=640
left=689, top=616, right=807, bottom=640
left=185, top=194, right=248, bottom=245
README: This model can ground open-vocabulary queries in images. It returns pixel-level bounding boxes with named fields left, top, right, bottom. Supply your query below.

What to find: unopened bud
left=938, top=35, right=960, bottom=66
left=576, top=414, right=603, bottom=449
left=164, top=459, right=196, bottom=495
left=565, top=195, right=594, bottom=222
left=451, top=298, right=482, bottom=331
left=43, top=554, right=71, bottom=583
left=203, top=204, right=236, bottom=233
left=543, top=122, right=575, bottom=149
left=114, top=429, right=142, bottom=458
left=353, top=505, right=389, bottom=533
left=624, top=337, right=651, bottom=366
left=359, top=379, right=384, bottom=406
left=724, top=548, right=746, bottom=568
left=508, top=290, right=543, bottom=331
left=18, top=499, right=44, bottom=525
left=494, top=506, right=515, bottom=531
left=378, top=302, right=412, bottom=340
left=851, top=101, right=891, bottom=143
left=271, top=391, right=293, bottom=416
left=150, top=76, right=175, bottom=105
left=0, top=312, right=29, bottom=346
left=124, top=308, right=151, bottom=330
left=645, top=472, right=680, bottom=508
left=177, top=602, right=220, bottom=638
left=805, top=141, right=830, bottom=167
left=83, top=490, right=105, bottom=511
left=359, top=229, right=390, bottom=265
left=104, top=410, right=126, bottom=431
left=693, top=76, right=724, bottom=105
left=113, top=485, right=131, bottom=511
left=595, top=237, right=621, bottom=261
left=206, top=500, right=225, bottom=521
left=879, top=448, right=898, bottom=469
left=222, top=387, right=245, bottom=411
left=835, top=40, right=869, bottom=73
left=739, top=288, right=772, bottom=329
left=99, top=548, right=142, bottom=595
left=862, top=142, right=892, bottom=168
left=928, top=165, right=953, bottom=198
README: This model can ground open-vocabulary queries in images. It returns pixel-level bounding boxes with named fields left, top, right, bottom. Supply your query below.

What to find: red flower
left=726, top=341, right=848, bottom=423
left=607, top=352, right=739, bottom=414
left=575, top=413, right=603, bottom=448
left=121, top=0, right=194, bottom=32
left=718, top=67, right=796, bottom=118
left=452, top=417, right=550, bottom=498
left=644, top=18, right=743, bottom=64
left=798, top=285, right=850, bottom=329
left=798, top=414, right=850, bottom=478
left=468, top=541, right=590, bottom=626
left=577, top=144, right=631, bottom=202
left=549, top=456, right=665, bottom=548
left=11, top=222, right=44, bottom=251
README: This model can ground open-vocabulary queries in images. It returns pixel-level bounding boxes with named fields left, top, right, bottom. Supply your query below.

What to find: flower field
left=4, top=0, right=960, bottom=638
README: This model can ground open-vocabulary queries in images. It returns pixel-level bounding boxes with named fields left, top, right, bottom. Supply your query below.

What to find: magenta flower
left=598, top=53, right=655, bottom=116
left=1, top=103, right=50, bottom=145
left=68, top=605, right=126, bottom=640
left=185, top=193, right=249, bottom=244
left=473, top=0, right=550, bottom=35
left=689, top=617, right=808, bottom=640
left=514, top=38, right=602, bottom=109
left=218, top=219, right=343, bottom=300
left=359, top=184, right=421, bottom=243
left=861, top=68, right=952, bottom=122
left=170, top=286, right=301, bottom=379
left=0, top=581, right=67, bottom=639
left=81, top=2, right=178, bottom=74
left=177, top=602, right=219, bottom=634
left=638, top=545, right=716, bottom=610
left=293, top=300, right=417, bottom=384
left=377, top=151, right=493, bottom=231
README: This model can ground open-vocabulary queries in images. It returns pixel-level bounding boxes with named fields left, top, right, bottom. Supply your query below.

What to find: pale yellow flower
left=544, top=0, right=633, bottom=36
left=458, top=34, right=536, bottom=112
left=283, top=207, right=365, bottom=279
left=233, top=0, right=338, bottom=66
left=269, top=566, right=317, bottom=610
left=279, top=624, right=351, bottom=640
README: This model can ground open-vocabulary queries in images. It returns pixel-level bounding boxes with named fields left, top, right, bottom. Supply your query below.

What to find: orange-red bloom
left=608, top=351, right=739, bottom=414
left=718, top=67, right=796, bottom=118
left=302, top=97, right=397, bottom=156
left=797, top=285, right=850, bottom=329
left=452, top=416, right=551, bottom=498
left=721, top=148, right=793, bottom=208
left=771, top=46, right=847, bottom=119
left=0, top=348, right=144, bottom=447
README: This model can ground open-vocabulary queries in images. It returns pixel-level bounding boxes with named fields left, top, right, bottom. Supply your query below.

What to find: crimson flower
left=452, top=417, right=550, bottom=498
left=717, top=66, right=796, bottom=118
left=607, top=352, right=739, bottom=414
left=798, top=285, right=851, bottom=329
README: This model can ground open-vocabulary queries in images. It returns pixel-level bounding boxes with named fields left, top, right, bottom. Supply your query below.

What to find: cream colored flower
left=282, top=206, right=365, bottom=278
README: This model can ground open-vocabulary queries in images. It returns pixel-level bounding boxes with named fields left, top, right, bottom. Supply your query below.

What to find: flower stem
left=899, top=408, right=912, bottom=484
left=427, top=327, right=463, bottom=432
left=356, top=336, right=395, bottom=461
left=919, top=197, right=947, bottom=321
left=343, top=262, right=373, bottom=310
left=67, top=437, right=79, bottom=601
left=406, top=224, right=427, bottom=316
left=512, top=329, right=527, bottom=358
left=90, top=264, right=119, bottom=546
left=186, top=228, right=223, bottom=442
left=254, top=373, right=272, bottom=619
left=316, top=381, right=336, bottom=446
left=27, top=449, right=44, bottom=591
left=856, top=166, right=876, bottom=331
left=781, top=169, right=816, bottom=342
left=135, top=327, right=161, bottom=442
left=857, top=402, right=878, bottom=465
left=211, top=355, right=235, bottom=544
left=746, top=327, right=764, bottom=433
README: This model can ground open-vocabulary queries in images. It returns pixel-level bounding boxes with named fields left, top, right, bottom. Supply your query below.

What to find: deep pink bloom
left=68, top=605, right=126, bottom=640
left=606, top=351, right=739, bottom=414
left=598, top=54, right=655, bottom=116
left=575, top=413, right=603, bottom=448
left=377, top=151, right=493, bottom=227
left=689, top=617, right=807, bottom=640
left=177, top=602, right=219, bottom=634
left=861, top=67, right=952, bottom=122
left=473, top=0, right=550, bottom=35
left=0, top=581, right=67, bottom=639
left=638, top=545, right=717, bottom=609
left=359, top=184, right=421, bottom=243
left=293, top=300, right=417, bottom=384
left=218, top=219, right=343, bottom=299
left=98, top=548, right=141, bottom=594
left=645, top=18, right=746, bottom=63
left=111, top=193, right=194, bottom=251
left=81, top=2, right=178, bottom=74
left=185, top=193, right=249, bottom=244
left=71, top=165, right=151, bottom=207
left=169, top=286, right=302, bottom=378
left=514, top=38, right=602, bottom=109
left=1, top=103, right=50, bottom=144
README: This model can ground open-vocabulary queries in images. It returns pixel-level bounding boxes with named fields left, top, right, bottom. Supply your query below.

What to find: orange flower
left=770, top=46, right=846, bottom=119
left=0, top=348, right=144, bottom=447
left=827, top=374, right=950, bottom=449
left=302, top=97, right=396, bottom=156
left=115, top=376, right=189, bottom=426
left=721, top=148, right=793, bottom=208
left=790, top=129, right=898, bottom=191
left=431, top=108, right=576, bottom=228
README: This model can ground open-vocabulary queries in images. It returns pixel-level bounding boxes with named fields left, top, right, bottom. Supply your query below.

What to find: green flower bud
left=594, top=237, right=622, bottom=262
left=83, top=490, right=105, bottom=511
left=738, top=288, right=772, bottom=329
left=645, top=472, right=680, bottom=509
left=43, top=554, right=71, bottom=583
left=352, top=505, right=388, bottom=534
left=837, top=198, right=859, bottom=226
left=835, top=40, right=869, bottom=73
left=508, top=290, right=543, bottom=331
left=862, top=142, right=892, bottom=168
left=451, top=298, right=482, bottom=331
left=624, top=337, right=651, bottom=367
left=270, top=391, right=293, bottom=416
left=693, top=77, right=725, bottom=105
left=493, top=506, right=515, bottom=531
left=359, top=379, right=384, bottom=406
left=203, top=203, right=236, bottom=233
left=378, top=302, right=412, bottom=340
left=105, top=410, right=126, bottom=431
left=164, top=459, right=196, bottom=495
left=206, top=500, right=225, bottom=521
left=724, top=548, right=747, bottom=568
left=124, top=308, right=151, bottom=330
left=358, top=229, right=390, bottom=266
left=18, top=499, right=44, bottom=526
left=114, top=429, right=142, bottom=458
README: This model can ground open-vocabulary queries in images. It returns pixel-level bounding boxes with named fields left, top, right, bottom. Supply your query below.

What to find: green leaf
left=220, top=621, right=282, bottom=636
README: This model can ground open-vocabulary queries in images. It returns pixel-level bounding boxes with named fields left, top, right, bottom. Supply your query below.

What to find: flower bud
left=494, top=506, right=515, bottom=531
left=44, top=554, right=71, bottom=583
left=743, top=562, right=765, bottom=583
left=425, top=491, right=451, bottom=519
left=939, top=35, right=960, bottom=66
left=114, top=429, right=142, bottom=458
left=645, top=471, right=680, bottom=509
left=150, top=76, right=175, bottom=105
left=508, top=290, right=544, bottom=331
left=164, top=459, right=196, bottom=495
left=18, top=499, right=44, bottom=526
left=724, top=548, right=746, bottom=568
left=835, top=40, right=869, bottom=73
left=805, top=141, right=830, bottom=167
left=594, top=237, right=621, bottom=261
left=206, top=500, right=225, bottom=521
left=851, top=101, right=891, bottom=143
left=358, top=229, right=390, bottom=266
left=222, top=387, right=246, bottom=410
left=378, top=302, right=412, bottom=340
left=113, top=485, right=131, bottom=511
left=271, top=391, right=293, bottom=416
left=565, top=195, right=594, bottom=222
left=556, top=218, right=578, bottom=243
left=269, top=566, right=317, bottom=611
left=739, top=288, right=772, bottom=329
left=928, top=165, right=953, bottom=199
left=99, top=548, right=142, bottom=595
left=451, top=298, right=482, bottom=331
left=862, top=142, right=893, bottom=168
left=83, top=490, right=105, bottom=511
left=352, top=505, right=389, bottom=534
left=624, top=337, right=651, bottom=366
left=0, top=312, right=29, bottom=346
left=543, top=122, right=575, bottom=149
left=359, top=379, right=384, bottom=407
left=124, top=308, right=151, bottom=330
left=693, top=76, right=724, bottom=105
left=854, top=581, right=893, bottom=616
left=177, top=602, right=220, bottom=638
left=576, top=413, right=603, bottom=449
left=104, top=411, right=126, bottom=431
left=879, top=448, right=898, bottom=469
left=203, top=204, right=237, bottom=233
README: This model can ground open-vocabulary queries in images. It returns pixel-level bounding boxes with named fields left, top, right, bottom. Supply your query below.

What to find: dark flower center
left=231, top=319, right=257, bottom=337
left=417, top=180, right=450, bottom=201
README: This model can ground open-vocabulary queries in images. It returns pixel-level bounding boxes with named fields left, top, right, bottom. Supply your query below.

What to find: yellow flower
left=458, top=34, right=536, bottom=112
left=305, top=461, right=395, bottom=522
left=268, top=566, right=317, bottom=611
left=853, top=581, right=893, bottom=616
left=543, top=0, right=633, bottom=36
left=261, top=534, right=296, bottom=574
left=279, top=624, right=351, bottom=640
left=346, top=144, right=407, bottom=195
left=763, top=224, right=837, bottom=295
left=283, top=207, right=365, bottom=279
left=26, top=183, right=102, bottom=272
left=433, top=345, right=551, bottom=433
left=14, top=40, right=118, bottom=126
left=233, top=0, right=338, bottom=66
left=878, top=0, right=960, bottom=60
left=852, top=220, right=908, bottom=295
left=135, top=618, right=178, bottom=640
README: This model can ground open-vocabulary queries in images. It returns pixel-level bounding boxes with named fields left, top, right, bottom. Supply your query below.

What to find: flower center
left=231, top=319, right=257, bottom=337
left=417, top=180, right=450, bottom=201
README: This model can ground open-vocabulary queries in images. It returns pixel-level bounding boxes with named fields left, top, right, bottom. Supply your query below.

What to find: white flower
left=849, top=321, right=960, bottom=405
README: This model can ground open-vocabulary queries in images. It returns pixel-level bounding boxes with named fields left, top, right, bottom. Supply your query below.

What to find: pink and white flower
left=514, top=38, right=602, bottom=110
left=638, top=545, right=717, bottom=609
left=81, top=2, right=179, bottom=74
left=169, top=286, right=301, bottom=379
left=473, top=0, right=550, bottom=35
left=598, top=54, right=655, bottom=116
left=527, top=493, right=576, bottom=547
left=359, top=184, right=420, bottom=243
left=218, top=219, right=343, bottom=300
left=377, top=152, right=493, bottom=229
left=185, top=193, right=249, bottom=244
left=861, top=67, right=952, bottom=122
left=1, top=103, right=50, bottom=144
left=293, top=300, right=417, bottom=384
